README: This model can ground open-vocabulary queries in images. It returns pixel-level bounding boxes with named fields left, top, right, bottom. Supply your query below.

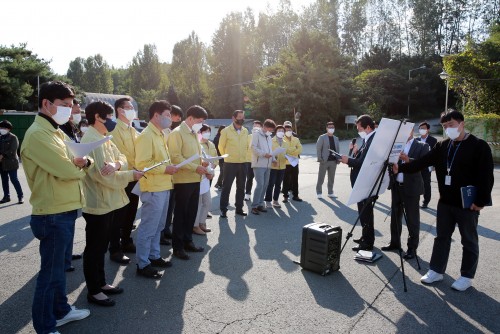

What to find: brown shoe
left=193, top=226, right=206, bottom=235
left=200, top=224, right=211, bottom=233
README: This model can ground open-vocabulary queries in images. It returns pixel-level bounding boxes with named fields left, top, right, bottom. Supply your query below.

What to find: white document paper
left=328, top=149, right=343, bottom=159
left=65, top=135, right=112, bottom=158
left=202, top=153, right=228, bottom=163
left=175, top=153, right=200, bottom=168
left=142, top=159, right=170, bottom=172
left=131, top=181, right=142, bottom=197
left=285, top=154, right=299, bottom=167
left=272, top=147, right=286, bottom=156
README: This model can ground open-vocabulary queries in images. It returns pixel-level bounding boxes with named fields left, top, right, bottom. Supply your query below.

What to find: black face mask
left=235, top=119, right=244, bottom=125
left=103, top=118, right=116, bottom=132
left=171, top=121, right=182, bottom=129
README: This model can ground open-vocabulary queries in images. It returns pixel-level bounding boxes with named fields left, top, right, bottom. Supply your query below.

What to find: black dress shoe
left=65, top=266, right=75, bottom=272
left=87, top=294, right=115, bottom=306
left=282, top=197, right=289, bottom=203
left=149, top=257, right=173, bottom=268
left=353, top=238, right=363, bottom=244
left=235, top=210, right=247, bottom=216
left=0, top=197, right=10, bottom=204
left=292, top=197, right=303, bottom=202
left=352, top=244, right=374, bottom=252
left=381, top=243, right=402, bottom=251
left=420, top=203, right=429, bottom=209
left=403, top=249, right=416, bottom=259
left=184, top=242, right=204, bottom=252
left=220, top=211, right=228, bottom=218
left=72, top=254, right=82, bottom=260
left=137, top=264, right=163, bottom=278
left=18, top=197, right=24, bottom=204
left=251, top=208, right=260, bottom=215
left=110, top=252, right=130, bottom=265
left=173, top=249, right=190, bottom=260
left=257, top=206, right=267, bottom=213
left=100, top=286, right=124, bottom=295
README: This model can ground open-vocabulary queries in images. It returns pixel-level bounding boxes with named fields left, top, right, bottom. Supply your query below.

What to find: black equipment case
left=300, top=223, right=342, bottom=275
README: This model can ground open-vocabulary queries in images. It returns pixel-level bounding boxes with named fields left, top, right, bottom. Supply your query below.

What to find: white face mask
left=285, top=130, right=293, bottom=137
left=445, top=127, right=460, bottom=140
left=253, top=127, right=261, bottom=133
left=0, top=129, right=9, bottom=135
left=202, top=132, right=211, bottom=140
left=80, top=126, right=89, bottom=133
left=276, top=131, right=285, bottom=138
left=419, top=129, right=427, bottom=136
left=124, top=109, right=136, bottom=122
left=358, top=131, right=367, bottom=139
left=72, top=113, right=82, bottom=125
left=51, top=105, right=72, bottom=125
left=266, top=131, right=272, bottom=136
left=327, top=128, right=335, bottom=134
left=192, top=123, right=203, bottom=133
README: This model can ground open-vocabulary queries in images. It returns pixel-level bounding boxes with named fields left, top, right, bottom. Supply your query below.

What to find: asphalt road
left=0, top=141, right=499, bottom=334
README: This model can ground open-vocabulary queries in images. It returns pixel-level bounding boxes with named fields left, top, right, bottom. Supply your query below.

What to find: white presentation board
left=346, top=118, right=414, bottom=206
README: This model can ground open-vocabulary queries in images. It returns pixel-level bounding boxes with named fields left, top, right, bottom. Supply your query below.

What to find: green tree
left=66, top=57, right=85, bottom=89
left=83, top=54, right=113, bottom=93
left=135, top=89, right=160, bottom=120
left=129, top=44, right=166, bottom=99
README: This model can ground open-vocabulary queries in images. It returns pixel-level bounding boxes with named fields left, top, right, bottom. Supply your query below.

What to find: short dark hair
left=326, top=121, right=335, bottom=127
left=39, top=81, right=75, bottom=108
left=253, top=120, right=262, bottom=126
left=232, top=110, right=244, bottom=118
left=275, top=125, right=285, bottom=132
left=200, top=124, right=211, bottom=133
left=356, top=114, right=375, bottom=130
left=73, top=98, right=80, bottom=105
left=263, top=119, right=276, bottom=129
left=78, top=119, right=89, bottom=128
left=440, top=109, right=464, bottom=123
left=171, top=105, right=183, bottom=118
left=186, top=105, right=208, bottom=120
left=85, top=101, right=114, bottom=125
left=114, top=97, right=132, bottom=117
left=148, top=100, right=172, bottom=120
left=419, top=121, right=430, bottom=129
left=0, top=120, right=13, bottom=130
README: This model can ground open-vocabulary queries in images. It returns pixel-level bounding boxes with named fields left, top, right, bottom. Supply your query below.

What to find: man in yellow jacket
left=21, top=81, right=91, bottom=333
left=282, top=121, right=303, bottom=202
left=218, top=110, right=249, bottom=217
left=135, top=100, right=178, bottom=277
left=110, top=97, right=140, bottom=259
left=167, top=105, right=209, bottom=260
left=265, top=125, right=289, bottom=208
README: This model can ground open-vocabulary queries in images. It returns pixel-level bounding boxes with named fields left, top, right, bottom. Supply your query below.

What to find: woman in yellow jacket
left=81, top=102, right=142, bottom=307
left=265, top=125, right=289, bottom=208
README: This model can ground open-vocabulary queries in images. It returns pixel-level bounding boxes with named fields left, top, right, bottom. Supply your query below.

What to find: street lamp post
left=407, top=65, right=426, bottom=119
left=439, top=70, right=450, bottom=113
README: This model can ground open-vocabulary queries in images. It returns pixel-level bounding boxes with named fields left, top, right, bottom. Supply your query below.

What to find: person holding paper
left=21, top=81, right=91, bottom=333
left=135, top=100, right=178, bottom=277
left=167, top=105, right=208, bottom=260
left=394, top=110, right=494, bottom=291
left=282, top=121, right=303, bottom=202
left=80, top=101, right=142, bottom=305
left=193, top=124, right=217, bottom=235
left=315, top=121, right=340, bottom=199
left=264, top=124, right=289, bottom=208
left=250, top=119, right=276, bottom=215
left=340, top=115, right=377, bottom=252
left=244, top=121, right=261, bottom=201
left=416, top=121, right=438, bottom=209
left=218, top=110, right=250, bottom=218
left=110, top=97, right=140, bottom=257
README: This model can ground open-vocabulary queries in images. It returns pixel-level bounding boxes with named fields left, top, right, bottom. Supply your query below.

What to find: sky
left=3, top=0, right=316, bottom=75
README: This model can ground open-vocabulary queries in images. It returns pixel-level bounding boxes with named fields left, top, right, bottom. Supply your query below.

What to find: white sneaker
left=317, top=194, right=323, bottom=199
left=56, top=306, right=90, bottom=327
left=328, top=193, right=336, bottom=198
left=244, top=194, right=250, bottom=201
left=272, top=200, right=281, bottom=208
left=451, top=276, right=472, bottom=291
left=420, top=270, right=444, bottom=284
left=265, top=201, right=272, bottom=208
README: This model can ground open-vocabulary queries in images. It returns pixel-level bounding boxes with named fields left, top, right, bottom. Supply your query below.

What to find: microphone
left=348, top=138, right=356, bottom=156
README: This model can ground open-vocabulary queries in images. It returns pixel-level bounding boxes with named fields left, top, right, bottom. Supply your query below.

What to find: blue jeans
left=265, top=169, right=285, bottom=202
left=1, top=169, right=23, bottom=199
left=252, top=167, right=270, bottom=208
left=30, top=211, right=76, bottom=334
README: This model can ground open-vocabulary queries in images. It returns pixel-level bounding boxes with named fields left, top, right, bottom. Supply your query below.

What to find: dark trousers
left=421, top=170, right=432, bottom=205
left=245, top=162, right=254, bottom=195
left=282, top=164, right=299, bottom=198
left=430, top=201, right=480, bottom=278
left=163, top=189, right=176, bottom=235
left=220, top=162, right=246, bottom=211
left=109, top=181, right=139, bottom=253
left=265, top=169, right=285, bottom=202
left=357, top=198, right=375, bottom=246
left=390, top=184, right=421, bottom=249
left=172, top=183, right=200, bottom=251
left=83, top=210, right=116, bottom=295
left=215, top=161, right=224, bottom=187
left=1, top=169, right=23, bottom=199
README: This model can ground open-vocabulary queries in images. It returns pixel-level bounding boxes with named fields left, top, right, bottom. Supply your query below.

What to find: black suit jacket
left=348, top=132, right=375, bottom=187
left=416, top=135, right=436, bottom=174
left=392, top=140, right=430, bottom=196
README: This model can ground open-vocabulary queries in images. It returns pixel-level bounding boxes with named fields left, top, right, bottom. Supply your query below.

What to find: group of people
left=12, top=80, right=494, bottom=333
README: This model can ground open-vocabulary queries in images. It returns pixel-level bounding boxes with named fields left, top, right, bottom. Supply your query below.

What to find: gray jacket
left=251, top=129, right=273, bottom=168
left=316, top=133, right=340, bottom=163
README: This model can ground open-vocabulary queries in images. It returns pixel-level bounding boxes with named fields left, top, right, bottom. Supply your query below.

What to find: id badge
left=445, top=175, right=451, bottom=186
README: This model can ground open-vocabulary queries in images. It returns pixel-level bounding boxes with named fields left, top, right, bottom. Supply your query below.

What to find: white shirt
left=396, top=138, right=414, bottom=183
